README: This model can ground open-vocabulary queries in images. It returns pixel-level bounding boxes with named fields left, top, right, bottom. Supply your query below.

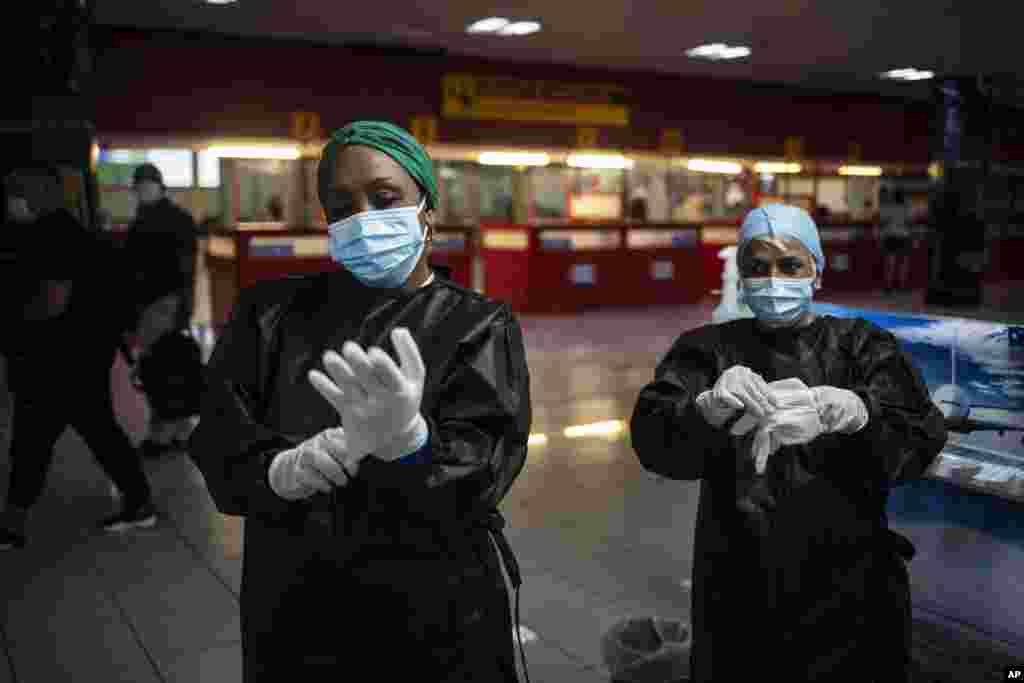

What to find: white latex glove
left=707, top=366, right=779, bottom=422
left=695, top=390, right=739, bottom=428
left=750, top=424, right=780, bottom=474
left=267, top=428, right=359, bottom=500
left=309, top=327, right=429, bottom=461
left=811, top=386, right=869, bottom=434
left=734, top=378, right=820, bottom=473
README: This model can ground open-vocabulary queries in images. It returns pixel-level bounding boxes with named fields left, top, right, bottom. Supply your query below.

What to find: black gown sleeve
left=630, top=328, right=734, bottom=480
left=840, top=319, right=948, bottom=482
left=187, top=283, right=303, bottom=521
left=356, top=304, right=532, bottom=520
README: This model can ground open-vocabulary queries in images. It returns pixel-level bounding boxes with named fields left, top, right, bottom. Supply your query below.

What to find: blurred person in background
left=0, top=166, right=156, bottom=550
left=265, top=195, right=285, bottom=222
left=189, top=120, right=531, bottom=682
left=879, top=186, right=913, bottom=293
left=121, top=162, right=200, bottom=458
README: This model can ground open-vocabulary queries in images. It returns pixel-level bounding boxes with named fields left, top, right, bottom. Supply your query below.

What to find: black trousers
left=6, top=346, right=152, bottom=511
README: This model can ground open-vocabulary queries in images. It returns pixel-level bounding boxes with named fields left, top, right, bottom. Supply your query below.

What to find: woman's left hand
left=811, top=386, right=869, bottom=434
left=309, top=327, right=427, bottom=457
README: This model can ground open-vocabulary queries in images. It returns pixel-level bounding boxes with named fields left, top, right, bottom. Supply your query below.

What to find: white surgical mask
left=741, top=277, right=815, bottom=326
left=327, top=199, right=427, bottom=288
left=135, top=181, right=163, bottom=205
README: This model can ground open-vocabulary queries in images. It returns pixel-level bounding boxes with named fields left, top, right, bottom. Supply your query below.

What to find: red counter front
left=480, top=222, right=705, bottom=314
left=817, top=223, right=882, bottom=291
left=206, top=226, right=474, bottom=331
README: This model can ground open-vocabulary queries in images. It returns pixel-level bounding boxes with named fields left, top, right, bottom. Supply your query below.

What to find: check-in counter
left=816, top=222, right=881, bottom=291
left=205, top=224, right=474, bottom=331
left=480, top=222, right=705, bottom=314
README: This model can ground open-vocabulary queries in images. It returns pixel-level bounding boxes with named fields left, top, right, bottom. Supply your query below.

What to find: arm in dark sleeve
left=356, top=305, right=531, bottom=519
left=843, top=321, right=948, bottom=482
left=629, top=331, right=733, bottom=480
left=187, top=284, right=303, bottom=520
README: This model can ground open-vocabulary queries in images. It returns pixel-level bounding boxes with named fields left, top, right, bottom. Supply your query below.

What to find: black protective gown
left=631, top=315, right=947, bottom=683
left=189, top=266, right=530, bottom=682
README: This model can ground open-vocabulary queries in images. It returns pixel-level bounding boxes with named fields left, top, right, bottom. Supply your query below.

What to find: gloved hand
left=698, top=366, right=778, bottom=427
left=732, top=378, right=823, bottom=473
left=267, top=428, right=359, bottom=500
left=811, top=386, right=869, bottom=434
left=309, top=327, right=429, bottom=461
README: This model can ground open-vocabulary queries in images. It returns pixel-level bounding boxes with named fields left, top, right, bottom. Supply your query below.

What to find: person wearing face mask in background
left=120, top=162, right=200, bottom=458
left=0, top=167, right=157, bottom=550
left=631, top=203, right=947, bottom=682
left=188, top=121, right=531, bottom=683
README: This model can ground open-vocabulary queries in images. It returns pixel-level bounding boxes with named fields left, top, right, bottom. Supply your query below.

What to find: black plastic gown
left=189, top=266, right=530, bottom=682
left=630, top=315, right=947, bottom=683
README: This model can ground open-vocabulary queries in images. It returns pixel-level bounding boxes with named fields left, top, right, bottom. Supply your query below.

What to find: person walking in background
left=0, top=167, right=156, bottom=550
left=879, top=186, right=913, bottom=293
left=121, top=162, right=201, bottom=458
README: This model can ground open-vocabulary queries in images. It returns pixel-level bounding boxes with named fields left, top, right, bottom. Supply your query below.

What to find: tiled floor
left=2, top=288, right=1023, bottom=682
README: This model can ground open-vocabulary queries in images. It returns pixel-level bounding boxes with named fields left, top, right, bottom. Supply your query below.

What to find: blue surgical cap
left=738, top=204, right=825, bottom=275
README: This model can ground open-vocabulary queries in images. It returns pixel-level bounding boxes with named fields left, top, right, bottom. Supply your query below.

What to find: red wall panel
left=92, top=27, right=933, bottom=163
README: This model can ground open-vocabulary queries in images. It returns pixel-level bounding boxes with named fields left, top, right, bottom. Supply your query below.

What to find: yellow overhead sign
left=442, top=73, right=630, bottom=127
left=410, top=115, right=438, bottom=144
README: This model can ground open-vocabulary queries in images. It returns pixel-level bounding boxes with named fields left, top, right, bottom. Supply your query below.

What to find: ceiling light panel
left=686, top=43, right=751, bottom=61
left=498, top=21, right=541, bottom=36
left=467, top=17, right=510, bottom=34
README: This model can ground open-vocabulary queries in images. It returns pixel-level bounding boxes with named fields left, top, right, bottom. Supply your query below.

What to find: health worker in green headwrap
left=190, top=121, right=532, bottom=682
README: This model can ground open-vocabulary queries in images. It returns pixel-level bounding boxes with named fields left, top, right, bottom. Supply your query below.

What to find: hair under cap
left=738, top=204, right=825, bottom=275
left=318, top=120, right=438, bottom=210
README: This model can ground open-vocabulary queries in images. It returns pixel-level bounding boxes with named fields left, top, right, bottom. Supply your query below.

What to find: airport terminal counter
left=204, top=223, right=474, bottom=331
left=481, top=221, right=710, bottom=314
left=477, top=219, right=908, bottom=314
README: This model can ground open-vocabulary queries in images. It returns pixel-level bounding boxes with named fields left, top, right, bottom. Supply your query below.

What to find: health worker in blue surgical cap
left=189, top=121, right=530, bottom=682
left=631, top=203, right=946, bottom=682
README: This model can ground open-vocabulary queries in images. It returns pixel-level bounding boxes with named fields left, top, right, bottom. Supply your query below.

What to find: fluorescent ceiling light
left=881, top=68, right=934, bottom=81
left=204, top=0, right=238, bottom=4
left=478, top=151, right=550, bottom=166
left=567, top=153, right=634, bottom=169
left=206, top=145, right=300, bottom=160
left=498, top=21, right=542, bottom=35
left=687, top=158, right=743, bottom=174
left=686, top=43, right=750, bottom=61
left=755, top=162, right=802, bottom=174
left=838, top=165, right=883, bottom=176
left=467, top=17, right=510, bottom=33
left=528, top=433, right=549, bottom=446
left=563, top=420, right=626, bottom=439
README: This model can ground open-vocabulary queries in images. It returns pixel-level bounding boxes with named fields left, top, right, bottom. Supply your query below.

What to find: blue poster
left=811, top=302, right=1024, bottom=487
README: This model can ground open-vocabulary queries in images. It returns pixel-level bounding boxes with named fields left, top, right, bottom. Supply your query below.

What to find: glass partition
left=625, top=161, right=670, bottom=222
left=224, top=158, right=302, bottom=225
left=479, top=165, right=516, bottom=221
left=97, top=148, right=194, bottom=188
left=529, top=165, right=571, bottom=220
left=437, top=161, right=480, bottom=226
left=667, top=168, right=730, bottom=222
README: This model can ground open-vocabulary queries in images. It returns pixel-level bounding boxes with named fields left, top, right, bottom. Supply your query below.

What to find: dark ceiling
left=92, top=0, right=1020, bottom=106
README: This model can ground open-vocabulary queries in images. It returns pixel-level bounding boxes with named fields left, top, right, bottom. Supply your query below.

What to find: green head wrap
left=319, top=120, right=438, bottom=210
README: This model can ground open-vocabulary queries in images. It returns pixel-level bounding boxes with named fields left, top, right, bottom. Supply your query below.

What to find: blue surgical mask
left=741, top=277, right=815, bottom=326
left=328, top=199, right=427, bottom=288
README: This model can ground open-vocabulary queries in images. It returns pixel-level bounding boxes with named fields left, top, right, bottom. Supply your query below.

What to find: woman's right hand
left=267, top=428, right=358, bottom=500
left=706, top=365, right=778, bottom=420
